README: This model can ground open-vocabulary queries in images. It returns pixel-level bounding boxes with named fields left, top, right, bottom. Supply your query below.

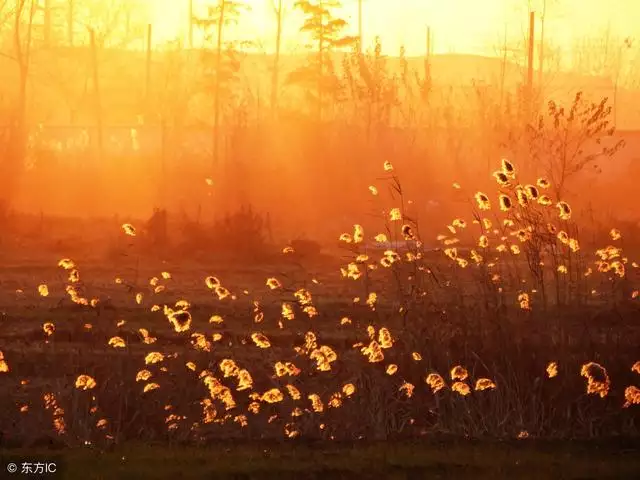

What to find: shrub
left=210, top=204, right=272, bottom=259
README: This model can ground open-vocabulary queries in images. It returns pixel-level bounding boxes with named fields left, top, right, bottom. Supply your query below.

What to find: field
left=0, top=161, right=639, bottom=480
left=2, top=439, right=640, bottom=479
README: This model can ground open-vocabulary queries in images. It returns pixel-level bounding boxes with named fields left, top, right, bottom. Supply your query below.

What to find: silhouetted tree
left=193, top=0, right=250, bottom=167
left=527, top=92, right=625, bottom=199
left=288, top=0, right=357, bottom=121
left=270, top=0, right=287, bottom=116
left=0, top=1, right=36, bottom=207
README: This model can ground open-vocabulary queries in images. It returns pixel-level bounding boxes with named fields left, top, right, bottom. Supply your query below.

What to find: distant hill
left=0, top=47, right=638, bottom=129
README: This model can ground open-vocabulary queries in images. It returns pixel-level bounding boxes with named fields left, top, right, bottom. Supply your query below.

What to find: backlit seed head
left=399, top=382, right=415, bottom=398
left=475, top=192, right=491, bottom=210
left=122, top=223, right=136, bottom=236
left=556, top=201, right=572, bottom=220
left=475, top=378, right=496, bottom=391
left=251, top=333, right=271, bottom=348
left=450, top=365, right=469, bottom=381
left=493, top=171, right=510, bottom=186
left=537, top=178, right=550, bottom=189
left=401, top=224, right=415, bottom=240
left=580, top=362, right=610, bottom=398
left=108, top=336, right=126, bottom=348
left=623, top=386, right=640, bottom=408
left=524, top=185, right=539, bottom=199
left=452, top=381, right=471, bottom=396
left=501, top=158, right=515, bottom=177
left=75, top=374, right=97, bottom=390
left=499, top=194, right=512, bottom=211
left=426, top=373, right=446, bottom=393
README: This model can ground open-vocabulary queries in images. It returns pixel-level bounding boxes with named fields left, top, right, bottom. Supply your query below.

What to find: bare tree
left=270, top=0, right=286, bottom=115
left=0, top=0, right=37, bottom=206
left=193, top=0, right=249, bottom=167
left=527, top=92, right=625, bottom=199
left=288, top=0, right=357, bottom=122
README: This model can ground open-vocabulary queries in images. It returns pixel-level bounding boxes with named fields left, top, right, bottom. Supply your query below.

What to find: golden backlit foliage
left=43, top=393, right=66, bottom=435
left=139, top=328, right=157, bottom=344
left=75, top=375, right=97, bottom=390
left=136, top=370, right=153, bottom=382
left=452, top=382, right=471, bottom=396
left=122, top=223, right=137, bottom=236
left=450, top=365, right=469, bottom=381
left=623, top=386, right=640, bottom=408
left=261, top=389, right=284, bottom=404
left=108, top=336, right=126, bottom=348
left=310, top=345, right=338, bottom=372
left=58, top=259, right=76, bottom=270
left=426, top=373, right=446, bottom=393
left=581, top=362, right=610, bottom=398
left=43, top=322, right=55, bottom=337
left=145, top=352, right=165, bottom=365
left=399, top=382, right=415, bottom=398
left=251, top=333, right=271, bottom=349
left=0, top=351, right=9, bottom=373
left=1, top=156, right=638, bottom=444
left=143, top=383, right=160, bottom=393
left=166, top=308, right=192, bottom=333
left=342, top=383, right=356, bottom=397
left=475, top=378, right=497, bottom=391
left=308, top=394, right=324, bottom=413
left=361, top=340, right=384, bottom=363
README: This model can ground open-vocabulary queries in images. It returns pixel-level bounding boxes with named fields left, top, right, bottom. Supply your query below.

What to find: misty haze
left=0, top=1, right=639, bottom=478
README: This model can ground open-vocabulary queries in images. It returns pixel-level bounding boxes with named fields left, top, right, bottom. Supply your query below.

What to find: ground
left=0, top=214, right=639, bottom=478
left=2, top=439, right=640, bottom=479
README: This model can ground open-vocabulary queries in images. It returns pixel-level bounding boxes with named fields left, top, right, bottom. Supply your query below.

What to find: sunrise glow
left=141, top=0, right=640, bottom=61
left=0, top=0, right=639, bottom=475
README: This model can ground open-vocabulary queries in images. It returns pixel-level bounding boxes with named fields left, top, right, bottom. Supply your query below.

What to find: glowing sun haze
left=148, top=0, right=640, bottom=60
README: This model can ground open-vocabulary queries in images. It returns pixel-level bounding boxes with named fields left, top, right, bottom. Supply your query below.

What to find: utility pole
left=537, top=0, right=546, bottom=92
left=526, top=11, right=535, bottom=117
left=425, top=25, right=431, bottom=78
left=357, top=0, right=362, bottom=53
left=271, top=0, right=283, bottom=115
left=90, top=29, right=104, bottom=164
left=43, top=0, right=51, bottom=47
left=188, top=0, right=194, bottom=49
left=67, top=0, right=74, bottom=46
left=146, top=24, right=152, bottom=116
left=499, top=23, right=507, bottom=108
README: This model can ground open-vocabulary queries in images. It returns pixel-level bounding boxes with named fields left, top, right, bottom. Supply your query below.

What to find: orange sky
left=147, top=0, right=639, bottom=60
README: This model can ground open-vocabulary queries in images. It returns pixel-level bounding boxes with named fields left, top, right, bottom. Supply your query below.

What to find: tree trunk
left=3, top=0, right=35, bottom=205
left=270, top=0, right=282, bottom=116
left=67, top=0, right=75, bottom=46
left=213, top=0, right=225, bottom=168
left=537, top=0, right=546, bottom=96
left=89, top=29, right=104, bottom=164
left=317, top=11, right=324, bottom=123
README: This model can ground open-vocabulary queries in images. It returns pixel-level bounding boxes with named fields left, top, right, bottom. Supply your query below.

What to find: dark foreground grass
left=2, top=439, right=639, bottom=480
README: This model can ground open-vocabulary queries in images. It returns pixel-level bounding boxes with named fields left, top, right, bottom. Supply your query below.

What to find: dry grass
left=0, top=159, right=638, bottom=455
left=2, top=439, right=639, bottom=479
